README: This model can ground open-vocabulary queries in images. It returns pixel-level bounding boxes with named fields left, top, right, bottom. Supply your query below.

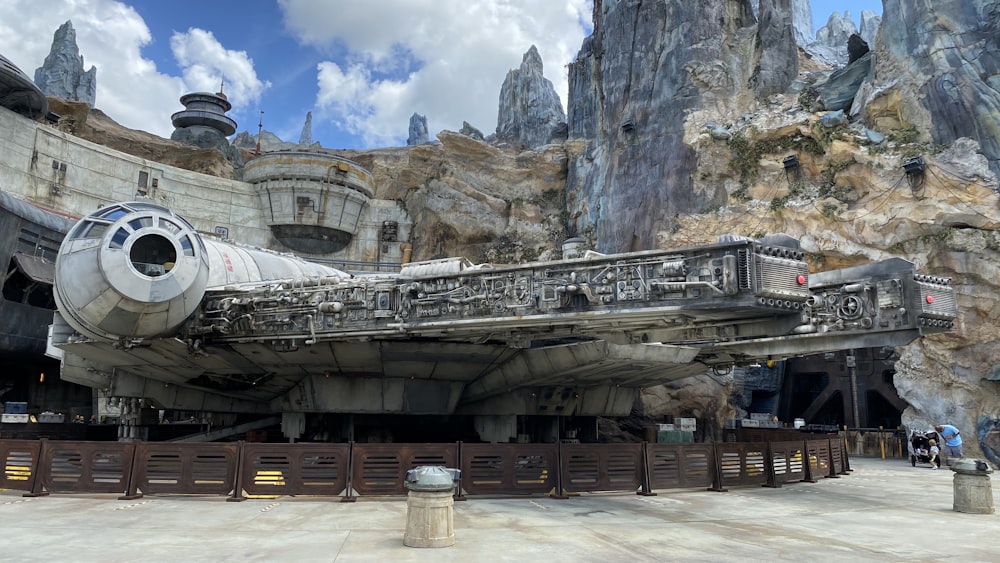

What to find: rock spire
left=407, top=113, right=429, bottom=145
left=33, top=20, right=97, bottom=107
left=495, top=45, right=567, bottom=149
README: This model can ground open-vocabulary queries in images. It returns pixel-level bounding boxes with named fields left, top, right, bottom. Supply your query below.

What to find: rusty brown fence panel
left=645, top=443, right=715, bottom=490
left=33, top=440, right=135, bottom=494
left=127, top=442, right=239, bottom=496
left=559, top=443, right=643, bottom=494
left=829, top=438, right=846, bottom=475
left=460, top=443, right=558, bottom=496
left=804, top=439, right=833, bottom=481
left=766, top=440, right=806, bottom=486
left=1, top=439, right=41, bottom=492
left=238, top=443, right=349, bottom=498
left=351, top=443, right=457, bottom=496
left=715, top=442, right=768, bottom=489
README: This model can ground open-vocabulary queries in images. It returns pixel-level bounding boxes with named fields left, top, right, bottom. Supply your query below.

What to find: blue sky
left=811, top=0, right=882, bottom=31
left=1, top=1, right=880, bottom=150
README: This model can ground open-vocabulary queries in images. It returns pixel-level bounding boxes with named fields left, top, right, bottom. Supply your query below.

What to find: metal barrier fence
left=0, top=437, right=850, bottom=501
left=842, top=427, right=906, bottom=459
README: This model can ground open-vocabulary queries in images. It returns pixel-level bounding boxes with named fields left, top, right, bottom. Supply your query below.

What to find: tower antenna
left=255, top=110, right=264, bottom=155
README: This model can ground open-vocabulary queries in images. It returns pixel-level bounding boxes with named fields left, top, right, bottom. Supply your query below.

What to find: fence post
left=826, top=438, right=840, bottom=478
left=841, top=433, right=853, bottom=473
left=341, top=441, right=356, bottom=503
left=637, top=441, right=656, bottom=496
left=879, top=426, right=886, bottom=459
left=763, top=440, right=780, bottom=488
left=118, top=441, right=142, bottom=500
left=709, top=442, right=727, bottom=492
left=801, top=440, right=817, bottom=483
left=21, top=438, right=48, bottom=498
left=227, top=441, right=247, bottom=502
left=453, top=441, right=466, bottom=501
left=551, top=440, right=568, bottom=499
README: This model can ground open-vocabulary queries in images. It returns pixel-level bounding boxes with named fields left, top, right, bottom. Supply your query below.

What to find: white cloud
left=0, top=0, right=186, bottom=137
left=279, top=0, right=591, bottom=147
left=169, top=28, right=270, bottom=114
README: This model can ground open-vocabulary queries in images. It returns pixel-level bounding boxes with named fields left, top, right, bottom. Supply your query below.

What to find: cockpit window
left=96, top=206, right=128, bottom=220
left=109, top=227, right=130, bottom=249
left=70, top=221, right=111, bottom=240
left=159, top=218, right=181, bottom=234
left=128, top=217, right=153, bottom=231
left=179, top=235, right=195, bottom=257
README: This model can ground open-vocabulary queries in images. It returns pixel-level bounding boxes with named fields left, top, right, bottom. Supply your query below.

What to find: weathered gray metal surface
left=48, top=202, right=957, bottom=417
left=0, top=54, right=47, bottom=118
left=0, top=192, right=74, bottom=355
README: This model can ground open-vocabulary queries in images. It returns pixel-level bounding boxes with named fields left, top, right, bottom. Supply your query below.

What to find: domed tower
left=170, top=89, right=237, bottom=138
left=170, top=85, right=243, bottom=171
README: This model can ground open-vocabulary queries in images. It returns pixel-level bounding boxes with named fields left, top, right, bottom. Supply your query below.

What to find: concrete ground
left=1, top=457, right=996, bottom=562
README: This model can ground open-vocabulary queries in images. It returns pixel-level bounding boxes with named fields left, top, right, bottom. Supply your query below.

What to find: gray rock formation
left=816, top=50, right=872, bottom=111
left=233, top=127, right=321, bottom=153
left=33, top=20, right=97, bottom=107
left=566, top=0, right=761, bottom=252
left=407, top=112, right=428, bottom=145
left=815, top=11, right=856, bottom=48
left=496, top=45, right=567, bottom=149
left=862, top=0, right=1000, bottom=179
left=808, top=11, right=858, bottom=66
left=459, top=121, right=485, bottom=142
left=792, top=0, right=814, bottom=45
left=754, top=0, right=799, bottom=97
left=858, top=10, right=881, bottom=49
left=298, top=111, right=313, bottom=145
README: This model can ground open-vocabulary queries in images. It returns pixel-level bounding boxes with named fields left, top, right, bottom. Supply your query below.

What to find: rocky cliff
left=557, top=0, right=1000, bottom=461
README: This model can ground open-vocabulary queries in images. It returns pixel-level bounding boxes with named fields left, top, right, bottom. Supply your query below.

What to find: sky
left=0, top=0, right=881, bottom=150
left=810, top=0, right=882, bottom=32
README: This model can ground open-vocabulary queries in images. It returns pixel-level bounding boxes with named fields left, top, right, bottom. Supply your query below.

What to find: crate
left=740, top=419, right=760, bottom=428
left=677, top=417, right=696, bottom=432
left=1, top=413, right=30, bottom=423
left=38, top=412, right=65, bottom=423
left=4, top=402, right=28, bottom=415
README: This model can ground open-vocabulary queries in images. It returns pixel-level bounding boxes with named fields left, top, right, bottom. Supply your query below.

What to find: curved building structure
left=244, top=150, right=374, bottom=254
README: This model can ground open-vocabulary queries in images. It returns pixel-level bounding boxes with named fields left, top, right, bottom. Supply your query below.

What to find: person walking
left=934, top=424, right=963, bottom=465
left=927, top=439, right=940, bottom=469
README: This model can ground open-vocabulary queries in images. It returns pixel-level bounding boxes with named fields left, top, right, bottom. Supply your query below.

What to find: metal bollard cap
left=950, top=459, right=994, bottom=475
left=405, top=466, right=461, bottom=491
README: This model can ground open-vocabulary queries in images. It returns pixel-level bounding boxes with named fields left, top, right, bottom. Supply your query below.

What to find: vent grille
left=754, top=256, right=809, bottom=301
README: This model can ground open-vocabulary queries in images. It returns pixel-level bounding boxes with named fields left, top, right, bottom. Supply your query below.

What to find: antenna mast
left=255, top=110, right=264, bottom=155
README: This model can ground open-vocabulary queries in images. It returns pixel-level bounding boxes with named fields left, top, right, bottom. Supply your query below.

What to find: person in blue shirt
left=934, top=424, right=963, bottom=465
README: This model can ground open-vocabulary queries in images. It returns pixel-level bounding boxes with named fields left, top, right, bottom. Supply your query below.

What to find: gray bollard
left=951, top=459, right=995, bottom=514
left=403, top=466, right=461, bottom=548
